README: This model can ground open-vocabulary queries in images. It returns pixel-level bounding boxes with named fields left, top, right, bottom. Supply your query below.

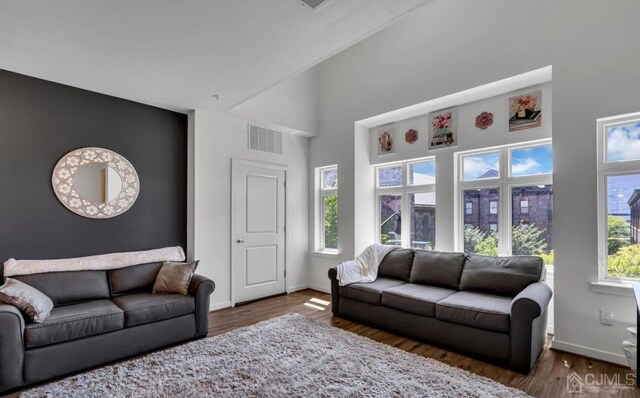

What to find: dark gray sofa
left=328, top=249, right=552, bottom=373
left=0, top=262, right=215, bottom=394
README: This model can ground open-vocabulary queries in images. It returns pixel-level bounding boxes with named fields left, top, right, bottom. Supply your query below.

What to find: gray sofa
left=0, top=262, right=215, bottom=394
left=328, top=249, right=552, bottom=373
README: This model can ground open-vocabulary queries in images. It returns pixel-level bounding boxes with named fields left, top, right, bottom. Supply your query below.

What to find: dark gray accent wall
left=0, top=69, right=187, bottom=261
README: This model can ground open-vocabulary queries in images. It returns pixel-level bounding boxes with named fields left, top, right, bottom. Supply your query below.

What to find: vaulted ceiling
left=0, top=0, right=427, bottom=112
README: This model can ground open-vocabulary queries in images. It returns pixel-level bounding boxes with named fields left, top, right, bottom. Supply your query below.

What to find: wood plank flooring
left=210, top=289, right=640, bottom=398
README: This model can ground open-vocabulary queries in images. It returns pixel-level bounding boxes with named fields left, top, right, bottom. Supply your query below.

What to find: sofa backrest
left=410, top=250, right=466, bottom=290
left=378, top=249, right=414, bottom=282
left=12, top=270, right=110, bottom=306
left=459, top=254, right=544, bottom=296
left=108, top=262, right=163, bottom=297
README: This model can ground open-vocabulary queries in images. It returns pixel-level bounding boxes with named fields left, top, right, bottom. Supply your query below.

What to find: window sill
left=590, top=281, right=634, bottom=297
left=311, top=251, right=340, bottom=259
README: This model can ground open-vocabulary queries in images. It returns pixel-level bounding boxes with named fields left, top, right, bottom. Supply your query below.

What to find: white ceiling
left=0, top=0, right=427, bottom=113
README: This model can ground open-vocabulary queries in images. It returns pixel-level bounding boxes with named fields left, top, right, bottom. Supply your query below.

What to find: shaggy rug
left=22, top=313, right=530, bottom=397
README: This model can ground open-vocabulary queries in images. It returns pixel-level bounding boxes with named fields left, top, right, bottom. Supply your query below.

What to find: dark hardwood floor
left=210, top=289, right=639, bottom=398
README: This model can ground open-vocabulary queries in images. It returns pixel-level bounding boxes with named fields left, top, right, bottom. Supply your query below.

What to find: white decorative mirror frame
left=52, top=147, right=140, bottom=219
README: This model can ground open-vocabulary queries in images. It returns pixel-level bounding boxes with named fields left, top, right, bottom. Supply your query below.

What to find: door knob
left=237, top=239, right=245, bottom=243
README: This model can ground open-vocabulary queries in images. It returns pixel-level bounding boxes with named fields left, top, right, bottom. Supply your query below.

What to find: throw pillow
left=0, top=278, right=54, bottom=322
left=152, top=261, right=199, bottom=295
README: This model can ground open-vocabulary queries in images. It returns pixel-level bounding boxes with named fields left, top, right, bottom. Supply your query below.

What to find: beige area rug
left=22, top=313, right=530, bottom=397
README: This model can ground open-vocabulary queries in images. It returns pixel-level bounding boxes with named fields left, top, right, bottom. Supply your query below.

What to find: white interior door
left=232, top=159, right=286, bottom=305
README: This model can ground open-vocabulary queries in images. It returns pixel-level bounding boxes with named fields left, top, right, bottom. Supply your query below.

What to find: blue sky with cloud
left=607, top=121, right=640, bottom=161
left=511, top=145, right=553, bottom=176
left=463, top=152, right=500, bottom=180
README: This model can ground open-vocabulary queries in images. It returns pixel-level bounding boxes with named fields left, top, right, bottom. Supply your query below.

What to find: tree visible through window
left=318, top=166, right=338, bottom=252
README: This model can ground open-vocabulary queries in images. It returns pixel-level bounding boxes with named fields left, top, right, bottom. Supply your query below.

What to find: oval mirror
left=52, top=148, right=139, bottom=218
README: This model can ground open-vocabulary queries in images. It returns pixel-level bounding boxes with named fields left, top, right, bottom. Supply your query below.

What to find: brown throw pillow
left=0, top=278, right=54, bottom=322
left=152, top=261, right=199, bottom=295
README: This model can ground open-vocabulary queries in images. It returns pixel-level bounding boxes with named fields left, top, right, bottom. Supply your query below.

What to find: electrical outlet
left=600, top=310, right=613, bottom=326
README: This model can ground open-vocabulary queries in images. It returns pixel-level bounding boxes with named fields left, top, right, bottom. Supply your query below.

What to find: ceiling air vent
left=300, top=0, right=332, bottom=11
left=248, top=124, right=283, bottom=155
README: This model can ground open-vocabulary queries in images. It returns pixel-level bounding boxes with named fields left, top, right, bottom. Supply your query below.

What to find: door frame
left=230, top=159, right=288, bottom=307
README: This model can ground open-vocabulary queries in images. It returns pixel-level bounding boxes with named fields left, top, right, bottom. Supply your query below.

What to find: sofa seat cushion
left=382, top=284, right=456, bottom=317
left=24, top=300, right=124, bottom=348
left=436, top=291, right=512, bottom=333
left=339, top=278, right=406, bottom=305
left=112, top=293, right=195, bottom=327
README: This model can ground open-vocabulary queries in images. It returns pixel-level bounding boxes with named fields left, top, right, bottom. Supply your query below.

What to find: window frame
left=455, top=139, right=553, bottom=257
left=375, top=157, right=436, bottom=249
left=596, top=112, right=640, bottom=282
left=315, top=165, right=338, bottom=254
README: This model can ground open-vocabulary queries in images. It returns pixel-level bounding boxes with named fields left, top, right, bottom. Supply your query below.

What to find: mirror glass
left=52, top=147, right=139, bottom=219
left=74, top=163, right=123, bottom=204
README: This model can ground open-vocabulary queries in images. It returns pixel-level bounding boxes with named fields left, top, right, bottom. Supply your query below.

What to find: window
left=457, top=140, right=553, bottom=264
left=463, top=188, right=499, bottom=255
left=510, top=144, right=553, bottom=177
left=316, top=166, right=338, bottom=252
left=490, top=200, right=498, bottom=214
left=376, top=158, right=436, bottom=250
left=597, top=112, right=640, bottom=280
left=465, top=202, right=473, bottom=214
left=462, top=152, right=500, bottom=181
left=520, top=199, right=529, bottom=214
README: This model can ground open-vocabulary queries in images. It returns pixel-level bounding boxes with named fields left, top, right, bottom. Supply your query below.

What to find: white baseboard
left=210, top=301, right=231, bottom=311
left=551, top=338, right=629, bottom=367
left=309, top=283, right=330, bottom=294
left=287, top=284, right=310, bottom=293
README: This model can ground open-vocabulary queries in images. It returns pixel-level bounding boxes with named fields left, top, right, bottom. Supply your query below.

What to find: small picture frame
left=377, top=127, right=395, bottom=155
left=429, top=108, right=457, bottom=150
left=509, top=90, right=542, bottom=132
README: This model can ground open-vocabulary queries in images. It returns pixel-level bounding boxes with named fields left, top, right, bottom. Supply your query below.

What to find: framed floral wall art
left=509, top=90, right=542, bottom=132
left=429, top=108, right=457, bottom=150
left=377, top=127, right=395, bottom=155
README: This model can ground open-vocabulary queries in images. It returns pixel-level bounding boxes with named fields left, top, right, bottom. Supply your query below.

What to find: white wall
left=188, top=110, right=309, bottom=310
left=308, top=0, right=640, bottom=365
left=230, top=68, right=320, bottom=136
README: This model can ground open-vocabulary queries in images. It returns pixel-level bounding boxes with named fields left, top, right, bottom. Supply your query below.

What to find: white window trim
left=315, top=165, right=339, bottom=254
left=375, top=157, right=436, bottom=249
left=596, top=111, right=640, bottom=282
left=454, top=139, right=553, bottom=256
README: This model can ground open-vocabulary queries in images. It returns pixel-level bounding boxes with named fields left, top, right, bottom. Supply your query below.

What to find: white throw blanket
left=3, top=246, right=186, bottom=277
left=336, top=244, right=398, bottom=286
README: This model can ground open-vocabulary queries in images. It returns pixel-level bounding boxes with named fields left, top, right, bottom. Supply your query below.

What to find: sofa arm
left=328, top=268, right=339, bottom=316
left=509, top=282, right=552, bottom=372
left=0, top=304, right=25, bottom=394
left=188, top=274, right=215, bottom=338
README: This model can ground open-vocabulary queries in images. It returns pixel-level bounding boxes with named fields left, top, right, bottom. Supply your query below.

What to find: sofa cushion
left=435, top=291, right=512, bottom=333
left=382, top=284, right=456, bottom=317
left=410, top=250, right=466, bottom=290
left=0, top=278, right=54, bottom=322
left=109, top=262, right=163, bottom=297
left=460, top=254, right=543, bottom=296
left=339, top=278, right=406, bottom=305
left=378, top=249, right=414, bottom=282
left=14, top=271, right=110, bottom=306
left=24, top=300, right=124, bottom=348
left=112, top=293, right=195, bottom=327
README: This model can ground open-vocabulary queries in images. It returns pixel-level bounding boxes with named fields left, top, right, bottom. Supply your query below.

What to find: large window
left=597, top=112, right=640, bottom=280
left=457, top=140, right=553, bottom=265
left=376, top=159, right=436, bottom=250
left=316, top=166, right=338, bottom=252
